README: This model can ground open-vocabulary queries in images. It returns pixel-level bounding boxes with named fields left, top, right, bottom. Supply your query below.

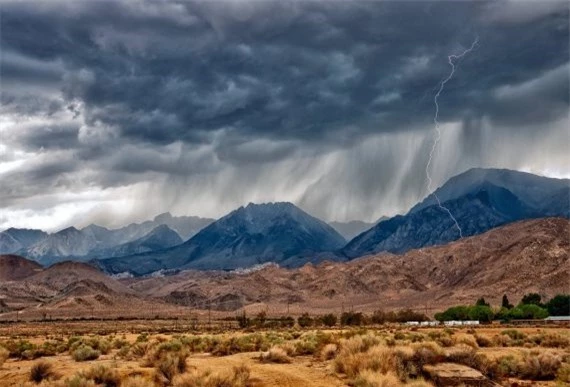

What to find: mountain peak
left=154, top=212, right=173, bottom=222
left=57, top=226, right=80, bottom=234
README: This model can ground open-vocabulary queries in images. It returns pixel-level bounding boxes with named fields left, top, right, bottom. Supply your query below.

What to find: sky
left=1, top=0, right=569, bottom=231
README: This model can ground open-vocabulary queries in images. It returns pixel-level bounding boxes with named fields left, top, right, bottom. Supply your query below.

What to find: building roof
left=544, top=316, right=570, bottom=321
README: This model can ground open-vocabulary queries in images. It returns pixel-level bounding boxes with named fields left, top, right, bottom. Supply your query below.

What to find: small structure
left=420, top=321, right=440, bottom=326
left=443, top=320, right=480, bottom=326
left=544, top=316, right=570, bottom=325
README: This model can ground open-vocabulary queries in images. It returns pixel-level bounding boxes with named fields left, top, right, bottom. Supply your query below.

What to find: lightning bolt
left=425, top=37, right=479, bottom=239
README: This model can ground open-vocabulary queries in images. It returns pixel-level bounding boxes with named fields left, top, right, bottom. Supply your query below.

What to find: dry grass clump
left=63, top=375, right=97, bottom=387
left=491, top=334, right=512, bottom=347
left=321, top=343, right=338, bottom=360
left=79, top=365, right=121, bottom=387
left=474, top=334, right=492, bottom=348
left=333, top=335, right=446, bottom=382
left=69, top=336, right=112, bottom=355
left=353, top=370, right=403, bottom=387
left=172, top=364, right=251, bottom=387
left=259, top=346, right=291, bottom=363
left=153, top=351, right=189, bottom=386
left=334, top=344, right=417, bottom=380
left=539, top=333, right=570, bottom=348
left=0, top=345, right=9, bottom=368
left=518, top=352, right=562, bottom=380
left=556, top=363, right=570, bottom=383
left=30, top=360, right=59, bottom=384
left=71, top=345, right=100, bottom=362
left=129, top=342, right=152, bottom=359
left=453, top=334, right=478, bottom=349
left=121, top=376, right=155, bottom=387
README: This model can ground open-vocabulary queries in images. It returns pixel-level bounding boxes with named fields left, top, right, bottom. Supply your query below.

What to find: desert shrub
left=230, top=364, right=251, bottom=387
left=474, top=334, right=492, bottom=347
left=321, top=343, right=338, bottom=360
left=518, top=352, right=562, bottom=380
left=210, top=333, right=271, bottom=356
left=454, top=334, right=478, bottom=348
left=297, top=313, right=313, bottom=328
left=72, top=345, right=100, bottom=362
left=556, top=363, right=570, bottom=383
left=276, top=342, right=296, bottom=356
left=393, top=331, right=405, bottom=341
left=501, top=329, right=526, bottom=341
left=30, top=361, right=58, bottom=384
left=130, top=342, right=152, bottom=358
left=252, top=311, right=267, bottom=328
left=492, top=334, right=512, bottom=347
left=320, top=313, right=337, bottom=327
left=66, top=375, right=97, bottom=387
left=121, top=376, right=155, bottom=387
left=173, top=364, right=250, bottom=387
left=409, top=342, right=445, bottom=371
left=153, top=351, right=189, bottom=386
left=540, top=333, right=570, bottom=348
left=341, top=311, right=364, bottom=326
left=408, top=333, right=425, bottom=343
left=80, top=365, right=121, bottom=387
left=353, top=370, right=402, bottom=387
left=136, top=334, right=149, bottom=343
left=2, top=339, right=37, bottom=359
left=259, top=346, right=291, bottom=363
left=0, top=346, right=9, bottom=368
left=112, top=338, right=129, bottom=350
left=116, top=345, right=130, bottom=359
left=37, top=340, right=68, bottom=357
left=493, top=355, right=519, bottom=377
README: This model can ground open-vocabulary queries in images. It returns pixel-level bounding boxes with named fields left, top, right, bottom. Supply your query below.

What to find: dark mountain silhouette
left=95, top=202, right=346, bottom=275
left=343, top=168, right=569, bottom=258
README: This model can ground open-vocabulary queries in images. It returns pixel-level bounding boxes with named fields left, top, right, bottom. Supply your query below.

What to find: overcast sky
left=1, top=0, right=569, bottom=231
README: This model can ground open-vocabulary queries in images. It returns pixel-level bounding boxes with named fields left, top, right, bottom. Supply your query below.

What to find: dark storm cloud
left=3, top=0, right=567, bottom=152
left=0, top=0, right=568, bottom=228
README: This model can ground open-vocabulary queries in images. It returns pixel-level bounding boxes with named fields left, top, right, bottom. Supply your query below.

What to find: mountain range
left=1, top=168, right=568, bottom=275
left=95, top=202, right=346, bottom=275
left=343, top=168, right=570, bottom=257
left=0, top=213, right=214, bottom=265
left=1, top=217, right=568, bottom=319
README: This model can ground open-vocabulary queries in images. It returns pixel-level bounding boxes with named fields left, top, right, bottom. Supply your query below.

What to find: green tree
left=510, top=304, right=548, bottom=319
left=520, top=293, right=542, bottom=306
left=545, top=294, right=570, bottom=316
left=501, top=294, right=513, bottom=309
left=340, top=311, right=364, bottom=326
left=475, top=297, right=490, bottom=307
left=434, top=306, right=471, bottom=321
left=236, top=311, right=250, bottom=328
left=320, top=313, right=337, bottom=327
left=468, top=305, right=494, bottom=322
left=297, top=313, right=313, bottom=328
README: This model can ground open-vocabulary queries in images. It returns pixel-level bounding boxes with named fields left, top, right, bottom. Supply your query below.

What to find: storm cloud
left=1, top=0, right=568, bottom=230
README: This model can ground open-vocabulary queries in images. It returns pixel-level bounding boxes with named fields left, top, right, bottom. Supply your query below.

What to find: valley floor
left=0, top=325, right=568, bottom=386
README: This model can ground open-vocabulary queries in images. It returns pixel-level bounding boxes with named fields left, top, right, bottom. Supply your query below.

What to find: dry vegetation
left=0, top=323, right=568, bottom=386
